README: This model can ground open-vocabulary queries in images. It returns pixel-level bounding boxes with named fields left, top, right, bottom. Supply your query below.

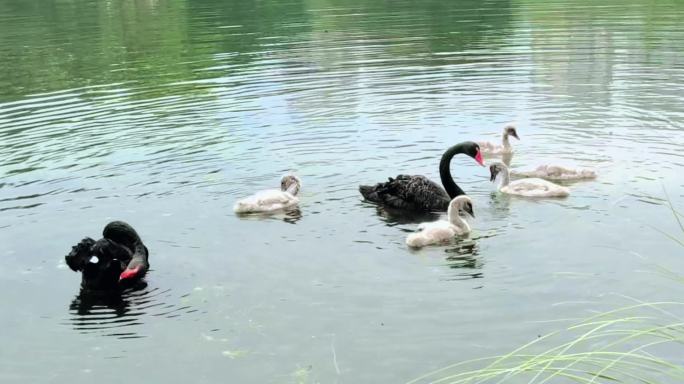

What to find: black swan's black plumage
left=65, top=221, right=149, bottom=291
left=359, top=141, right=482, bottom=212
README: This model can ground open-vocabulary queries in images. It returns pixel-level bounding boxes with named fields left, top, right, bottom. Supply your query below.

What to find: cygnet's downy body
left=490, top=162, right=569, bottom=197
left=233, top=174, right=302, bottom=213
left=406, top=195, right=474, bottom=248
left=511, top=165, right=596, bottom=181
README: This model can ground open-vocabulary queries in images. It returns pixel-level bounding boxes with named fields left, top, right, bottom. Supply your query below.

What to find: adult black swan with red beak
left=359, top=141, right=485, bottom=212
left=65, top=221, right=149, bottom=291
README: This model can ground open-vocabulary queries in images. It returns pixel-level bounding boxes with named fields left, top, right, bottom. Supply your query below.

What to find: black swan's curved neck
left=439, top=142, right=470, bottom=198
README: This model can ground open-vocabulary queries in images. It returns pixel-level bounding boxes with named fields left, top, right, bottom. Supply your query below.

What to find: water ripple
left=65, top=285, right=196, bottom=339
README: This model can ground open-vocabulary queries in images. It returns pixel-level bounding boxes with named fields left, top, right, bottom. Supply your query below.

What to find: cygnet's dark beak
left=511, top=130, right=520, bottom=140
left=489, top=166, right=495, bottom=182
left=463, top=203, right=474, bottom=218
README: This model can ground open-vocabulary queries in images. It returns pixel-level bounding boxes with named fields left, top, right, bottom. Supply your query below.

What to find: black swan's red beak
left=475, top=150, right=485, bottom=166
left=119, top=266, right=141, bottom=282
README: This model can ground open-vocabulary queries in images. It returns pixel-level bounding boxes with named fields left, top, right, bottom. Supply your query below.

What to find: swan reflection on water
left=373, top=205, right=441, bottom=226
left=443, top=239, right=484, bottom=280
left=488, top=190, right=513, bottom=216
left=67, top=282, right=194, bottom=339
left=68, top=282, right=148, bottom=339
left=234, top=206, right=303, bottom=224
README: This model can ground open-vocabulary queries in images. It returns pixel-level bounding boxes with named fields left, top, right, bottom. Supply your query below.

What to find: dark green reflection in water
left=0, top=0, right=518, bottom=101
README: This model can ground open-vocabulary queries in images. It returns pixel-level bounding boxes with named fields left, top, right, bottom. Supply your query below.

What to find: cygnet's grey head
left=489, top=162, right=507, bottom=182
left=504, top=124, right=520, bottom=140
left=450, top=195, right=474, bottom=218
left=280, top=174, right=301, bottom=195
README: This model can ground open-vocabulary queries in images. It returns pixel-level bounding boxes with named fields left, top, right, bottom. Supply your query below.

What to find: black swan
left=359, top=141, right=484, bottom=212
left=65, top=221, right=149, bottom=291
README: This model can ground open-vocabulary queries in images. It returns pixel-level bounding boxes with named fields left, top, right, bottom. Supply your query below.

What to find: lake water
left=1, top=0, right=684, bottom=382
